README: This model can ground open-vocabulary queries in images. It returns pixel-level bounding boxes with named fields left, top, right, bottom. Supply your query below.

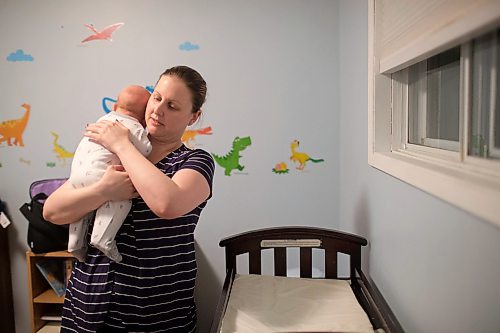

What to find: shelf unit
left=26, top=250, right=74, bottom=333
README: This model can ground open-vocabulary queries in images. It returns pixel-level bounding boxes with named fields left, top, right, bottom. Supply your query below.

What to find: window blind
left=376, top=0, right=500, bottom=73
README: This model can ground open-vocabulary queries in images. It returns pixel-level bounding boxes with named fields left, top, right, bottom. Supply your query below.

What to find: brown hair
left=158, top=66, right=207, bottom=113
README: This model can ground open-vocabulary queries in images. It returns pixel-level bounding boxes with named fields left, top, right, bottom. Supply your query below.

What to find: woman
left=43, top=66, right=215, bottom=332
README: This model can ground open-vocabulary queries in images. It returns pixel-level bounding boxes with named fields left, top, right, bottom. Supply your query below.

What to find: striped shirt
left=61, top=145, right=215, bottom=333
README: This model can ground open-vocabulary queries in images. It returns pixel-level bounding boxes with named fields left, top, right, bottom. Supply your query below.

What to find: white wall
left=339, top=1, right=500, bottom=332
left=0, top=1, right=339, bottom=332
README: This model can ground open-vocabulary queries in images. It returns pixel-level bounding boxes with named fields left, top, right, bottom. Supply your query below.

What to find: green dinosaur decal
left=212, top=136, right=252, bottom=176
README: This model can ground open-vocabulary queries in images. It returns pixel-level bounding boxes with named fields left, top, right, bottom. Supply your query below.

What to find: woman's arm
left=85, top=121, right=211, bottom=219
left=43, top=165, right=137, bottom=225
left=118, top=146, right=210, bottom=219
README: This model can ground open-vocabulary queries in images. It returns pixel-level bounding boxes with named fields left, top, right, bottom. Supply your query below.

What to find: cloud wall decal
left=179, top=41, right=200, bottom=51
left=7, top=49, right=34, bottom=62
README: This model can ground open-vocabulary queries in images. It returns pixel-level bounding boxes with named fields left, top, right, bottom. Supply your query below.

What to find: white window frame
left=368, top=0, right=500, bottom=228
left=488, top=32, right=500, bottom=158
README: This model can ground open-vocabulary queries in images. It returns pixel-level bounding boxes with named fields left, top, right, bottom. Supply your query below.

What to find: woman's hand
left=43, top=165, right=137, bottom=225
left=85, top=120, right=130, bottom=154
left=97, top=165, right=138, bottom=201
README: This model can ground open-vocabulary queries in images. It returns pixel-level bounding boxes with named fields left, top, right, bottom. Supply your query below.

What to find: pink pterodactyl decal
left=81, top=22, right=124, bottom=44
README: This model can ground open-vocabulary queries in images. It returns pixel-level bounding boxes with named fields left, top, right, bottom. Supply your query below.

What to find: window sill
left=368, top=150, right=500, bottom=227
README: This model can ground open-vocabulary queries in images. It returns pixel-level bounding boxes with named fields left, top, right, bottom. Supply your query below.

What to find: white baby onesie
left=68, top=112, right=152, bottom=262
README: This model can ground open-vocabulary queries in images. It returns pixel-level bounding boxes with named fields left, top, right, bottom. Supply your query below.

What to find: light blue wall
left=4, top=1, right=498, bottom=333
left=0, top=1, right=339, bottom=332
left=339, top=1, right=500, bottom=332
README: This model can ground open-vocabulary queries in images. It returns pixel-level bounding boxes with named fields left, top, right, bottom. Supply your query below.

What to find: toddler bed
left=210, top=227, right=403, bottom=333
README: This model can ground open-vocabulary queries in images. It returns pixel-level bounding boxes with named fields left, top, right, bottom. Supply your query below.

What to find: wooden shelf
left=27, top=250, right=73, bottom=258
left=36, top=321, right=61, bottom=333
left=34, top=289, right=65, bottom=304
left=26, top=251, right=74, bottom=333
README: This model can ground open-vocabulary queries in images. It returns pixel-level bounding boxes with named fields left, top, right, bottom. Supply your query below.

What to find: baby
left=68, top=85, right=152, bottom=262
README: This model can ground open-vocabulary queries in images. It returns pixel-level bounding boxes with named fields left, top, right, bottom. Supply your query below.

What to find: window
left=391, top=29, right=500, bottom=166
left=393, top=29, right=500, bottom=164
left=368, top=0, right=500, bottom=227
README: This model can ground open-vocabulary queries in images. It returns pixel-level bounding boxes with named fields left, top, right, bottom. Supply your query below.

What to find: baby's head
left=114, top=85, right=151, bottom=126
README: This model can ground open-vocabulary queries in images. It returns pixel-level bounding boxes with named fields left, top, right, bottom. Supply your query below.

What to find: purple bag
left=28, top=178, right=67, bottom=203
left=20, top=178, right=69, bottom=253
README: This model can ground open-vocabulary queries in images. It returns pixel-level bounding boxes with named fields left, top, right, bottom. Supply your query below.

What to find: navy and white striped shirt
left=61, top=145, right=215, bottom=333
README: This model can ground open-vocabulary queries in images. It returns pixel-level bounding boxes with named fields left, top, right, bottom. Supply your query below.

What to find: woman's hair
left=158, top=66, right=207, bottom=113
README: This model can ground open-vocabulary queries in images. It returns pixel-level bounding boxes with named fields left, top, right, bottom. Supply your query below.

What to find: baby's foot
left=91, top=240, right=122, bottom=262
left=103, top=246, right=123, bottom=263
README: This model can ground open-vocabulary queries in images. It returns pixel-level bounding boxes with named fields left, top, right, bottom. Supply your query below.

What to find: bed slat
left=300, top=247, right=312, bottom=278
left=249, top=249, right=261, bottom=274
left=325, top=249, right=338, bottom=279
left=274, top=248, right=287, bottom=276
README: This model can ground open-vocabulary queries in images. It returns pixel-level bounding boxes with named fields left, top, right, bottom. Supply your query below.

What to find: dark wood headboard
left=220, top=226, right=367, bottom=282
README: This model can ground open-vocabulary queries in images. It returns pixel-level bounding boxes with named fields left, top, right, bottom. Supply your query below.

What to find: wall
left=0, top=1, right=339, bottom=332
left=338, top=1, right=500, bottom=332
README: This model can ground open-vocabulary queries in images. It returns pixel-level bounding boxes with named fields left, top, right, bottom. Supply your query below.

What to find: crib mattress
left=220, top=274, right=375, bottom=333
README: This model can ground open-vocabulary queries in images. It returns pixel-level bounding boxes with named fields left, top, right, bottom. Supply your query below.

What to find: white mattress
left=220, top=274, right=375, bottom=333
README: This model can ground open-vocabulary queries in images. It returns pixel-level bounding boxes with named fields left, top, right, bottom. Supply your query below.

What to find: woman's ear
left=189, top=110, right=201, bottom=126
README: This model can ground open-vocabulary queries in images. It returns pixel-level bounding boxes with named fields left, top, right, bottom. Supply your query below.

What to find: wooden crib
left=210, top=227, right=404, bottom=333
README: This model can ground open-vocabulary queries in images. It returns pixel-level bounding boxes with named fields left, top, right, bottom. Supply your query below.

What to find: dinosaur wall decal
left=182, top=126, right=213, bottom=148
left=0, top=103, right=30, bottom=147
left=289, top=139, right=324, bottom=170
left=212, top=136, right=252, bottom=176
left=50, top=132, right=75, bottom=166
left=81, top=22, right=124, bottom=44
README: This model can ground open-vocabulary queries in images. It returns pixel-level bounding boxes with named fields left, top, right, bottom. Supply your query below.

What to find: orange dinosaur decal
left=181, top=126, right=212, bottom=148
left=0, top=103, right=30, bottom=147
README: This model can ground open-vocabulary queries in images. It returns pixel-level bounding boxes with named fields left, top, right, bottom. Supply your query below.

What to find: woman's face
left=146, top=75, right=199, bottom=141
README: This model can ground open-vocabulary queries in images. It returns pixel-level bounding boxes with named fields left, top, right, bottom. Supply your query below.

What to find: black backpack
left=20, top=178, right=69, bottom=253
